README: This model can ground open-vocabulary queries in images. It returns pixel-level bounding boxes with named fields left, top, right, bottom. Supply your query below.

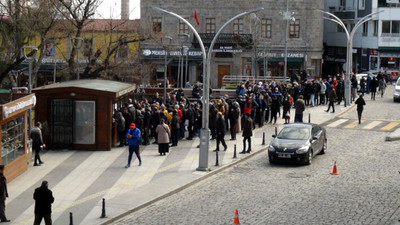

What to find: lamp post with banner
left=22, top=46, right=38, bottom=131
left=161, top=36, right=173, bottom=105
left=71, top=37, right=84, bottom=80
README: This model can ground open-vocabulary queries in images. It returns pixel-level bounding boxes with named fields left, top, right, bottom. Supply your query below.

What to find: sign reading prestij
left=2, top=94, right=36, bottom=119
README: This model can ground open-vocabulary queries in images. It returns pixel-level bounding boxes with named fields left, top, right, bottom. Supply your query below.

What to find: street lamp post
left=153, top=6, right=263, bottom=171
left=22, top=46, right=38, bottom=131
left=282, top=0, right=295, bottom=83
left=318, top=10, right=382, bottom=106
left=182, top=46, right=189, bottom=88
left=161, top=36, right=173, bottom=105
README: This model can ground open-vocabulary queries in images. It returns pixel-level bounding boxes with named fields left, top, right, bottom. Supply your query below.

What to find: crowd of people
left=114, top=71, right=389, bottom=161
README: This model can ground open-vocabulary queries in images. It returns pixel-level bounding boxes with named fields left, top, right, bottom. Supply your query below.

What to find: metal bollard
left=215, top=150, right=219, bottom=166
left=69, top=212, right=73, bottom=225
left=262, top=132, right=266, bottom=145
left=275, top=127, right=278, bottom=136
left=233, top=144, right=237, bottom=159
left=308, top=114, right=311, bottom=123
left=100, top=198, right=106, bottom=218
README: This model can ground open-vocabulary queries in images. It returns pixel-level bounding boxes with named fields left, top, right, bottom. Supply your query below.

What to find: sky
left=96, top=0, right=141, bottom=19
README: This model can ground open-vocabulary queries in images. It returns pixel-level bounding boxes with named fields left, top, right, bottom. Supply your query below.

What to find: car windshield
left=277, top=127, right=310, bottom=140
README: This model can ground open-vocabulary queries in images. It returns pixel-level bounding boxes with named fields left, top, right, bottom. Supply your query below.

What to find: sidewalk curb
left=334, top=104, right=356, bottom=118
left=100, top=147, right=267, bottom=225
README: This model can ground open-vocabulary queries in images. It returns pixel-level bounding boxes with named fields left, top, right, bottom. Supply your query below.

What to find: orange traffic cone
left=234, top=209, right=240, bottom=224
left=330, top=161, right=340, bottom=175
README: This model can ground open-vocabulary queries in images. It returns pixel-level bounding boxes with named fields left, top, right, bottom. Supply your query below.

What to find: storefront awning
left=257, top=58, right=304, bottom=66
left=379, top=47, right=400, bottom=53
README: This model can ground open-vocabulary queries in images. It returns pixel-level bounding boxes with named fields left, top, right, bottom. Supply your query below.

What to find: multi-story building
left=324, top=0, right=400, bottom=79
left=140, top=0, right=324, bottom=88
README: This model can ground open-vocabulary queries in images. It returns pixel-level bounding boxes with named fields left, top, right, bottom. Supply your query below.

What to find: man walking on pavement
left=0, top=165, right=9, bottom=223
left=240, top=113, right=253, bottom=154
left=31, top=122, right=45, bottom=166
left=125, top=123, right=142, bottom=168
left=214, top=112, right=227, bottom=152
left=355, top=95, right=366, bottom=124
left=33, top=181, right=54, bottom=225
left=326, top=87, right=337, bottom=113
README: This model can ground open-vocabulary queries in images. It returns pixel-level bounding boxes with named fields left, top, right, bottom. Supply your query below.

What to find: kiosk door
left=51, top=99, right=73, bottom=149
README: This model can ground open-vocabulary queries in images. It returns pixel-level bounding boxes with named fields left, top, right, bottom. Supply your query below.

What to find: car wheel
left=306, top=150, right=312, bottom=165
left=320, top=139, right=327, bottom=154
left=269, top=157, right=276, bottom=164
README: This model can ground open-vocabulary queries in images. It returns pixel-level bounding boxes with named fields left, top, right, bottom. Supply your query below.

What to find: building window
left=152, top=17, right=162, bottom=33
left=117, top=38, right=129, bottom=58
left=261, top=19, right=272, bottom=38
left=350, top=23, right=355, bottom=32
left=337, top=24, right=345, bottom=33
left=179, top=21, right=188, bottom=35
left=373, top=20, right=378, bottom=36
left=393, top=21, right=400, bottom=34
left=362, top=22, right=368, bottom=36
left=340, top=0, right=346, bottom=10
left=289, top=20, right=300, bottom=38
left=233, top=18, right=244, bottom=34
left=382, top=21, right=391, bottom=34
left=2, top=116, right=25, bottom=165
left=205, top=18, right=216, bottom=33
left=359, top=0, right=365, bottom=9
left=82, top=37, right=94, bottom=58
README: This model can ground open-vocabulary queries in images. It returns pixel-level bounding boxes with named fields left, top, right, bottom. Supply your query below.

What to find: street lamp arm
left=317, top=9, right=350, bottom=40
left=351, top=11, right=384, bottom=39
left=207, top=7, right=264, bottom=60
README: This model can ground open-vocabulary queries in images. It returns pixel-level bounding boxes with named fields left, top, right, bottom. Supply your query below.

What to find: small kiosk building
left=33, top=80, right=135, bottom=151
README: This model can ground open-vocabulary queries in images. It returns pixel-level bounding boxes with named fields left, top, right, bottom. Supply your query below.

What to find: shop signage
left=117, top=86, right=136, bottom=97
left=369, top=49, right=379, bottom=56
left=380, top=52, right=400, bottom=58
left=257, top=52, right=305, bottom=58
left=2, top=94, right=36, bottom=119
left=141, top=47, right=243, bottom=57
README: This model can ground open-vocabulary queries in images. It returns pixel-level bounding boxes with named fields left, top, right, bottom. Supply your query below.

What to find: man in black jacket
left=33, top=181, right=54, bottom=225
left=214, top=112, right=227, bottom=152
left=0, top=165, right=9, bottom=223
left=30, top=122, right=45, bottom=166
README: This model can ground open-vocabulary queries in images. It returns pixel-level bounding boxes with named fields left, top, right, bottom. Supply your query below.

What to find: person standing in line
left=379, top=78, right=387, bottom=98
left=370, top=77, right=379, bottom=101
left=125, top=123, right=142, bottom=168
left=326, top=87, right=337, bottom=113
left=170, top=110, right=180, bottom=147
left=0, top=165, right=9, bottom=223
left=294, top=95, right=305, bottom=123
left=155, top=119, right=170, bottom=156
left=229, top=102, right=240, bottom=141
left=355, top=95, right=366, bottom=124
left=240, top=113, right=253, bottom=154
left=30, top=122, right=45, bottom=166
left=116, top=112, right=125, bottom=147
left=214, top=112, right=227, bottom=152
left=360, top=77, right=366, bottom=96
left=33, top=181, right=54, bottom=225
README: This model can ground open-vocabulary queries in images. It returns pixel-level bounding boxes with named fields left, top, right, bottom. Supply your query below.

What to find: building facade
left=324, top=0, right=400, bottom=80
left=140, top=0, right=324, bottom=88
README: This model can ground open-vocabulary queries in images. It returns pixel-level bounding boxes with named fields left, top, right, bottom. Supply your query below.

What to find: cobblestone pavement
left=113, top=86, right=400, bottom=225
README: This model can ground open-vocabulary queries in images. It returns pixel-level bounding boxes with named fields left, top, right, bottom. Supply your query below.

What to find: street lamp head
left=22, top=46, right=38, bottom=60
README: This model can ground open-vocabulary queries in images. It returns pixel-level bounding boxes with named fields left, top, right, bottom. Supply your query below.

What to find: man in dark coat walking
left=0, top=165, right=9, bottom=223
left=355, top=95, right=366, bottom=124
left=240, top=113, right=253, bottom=154
left=30, top=122, right=45, bottom=166
left=33, top=181, right=54, bottom=225
left=214, top=112, right=227, bottom=152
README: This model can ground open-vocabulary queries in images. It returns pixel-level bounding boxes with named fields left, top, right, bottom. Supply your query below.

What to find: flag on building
left=194, top=10, right=200, bottom=25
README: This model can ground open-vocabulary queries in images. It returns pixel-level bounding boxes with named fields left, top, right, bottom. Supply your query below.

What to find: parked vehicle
left=268, top=123, right=327, bottom=165
left=393, top=77, right=400, bottom=102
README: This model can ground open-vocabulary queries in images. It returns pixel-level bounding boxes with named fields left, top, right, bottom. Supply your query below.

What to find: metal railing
left=222, top=75, right=289, bottom=89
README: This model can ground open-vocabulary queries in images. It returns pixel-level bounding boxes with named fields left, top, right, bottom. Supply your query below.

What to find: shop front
left=33, top=80, right=135, bottom=151
left=257, top=51, right=306, bottom=77
left=0, top=94, right=36, bottom=181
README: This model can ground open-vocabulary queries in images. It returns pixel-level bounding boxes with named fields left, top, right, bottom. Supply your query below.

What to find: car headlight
left=296, top=146, right=309, bottom=154
left=268, top=145, right=275, bottom=152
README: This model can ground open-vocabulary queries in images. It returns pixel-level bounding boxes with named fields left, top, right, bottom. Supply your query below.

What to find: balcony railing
left=192, top=33, right=253, bottom=49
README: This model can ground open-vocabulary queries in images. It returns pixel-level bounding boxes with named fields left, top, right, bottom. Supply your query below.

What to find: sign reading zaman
left=2, top=95, right=36, bottom=119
